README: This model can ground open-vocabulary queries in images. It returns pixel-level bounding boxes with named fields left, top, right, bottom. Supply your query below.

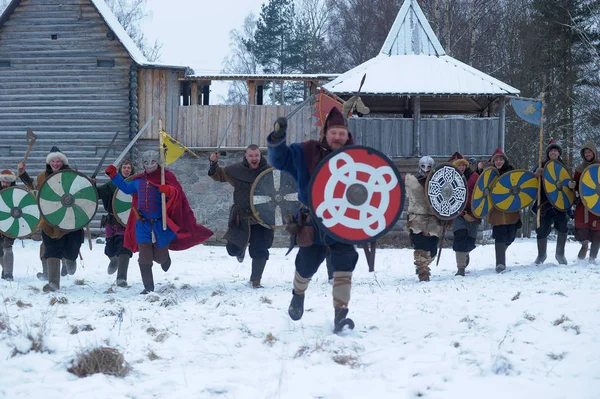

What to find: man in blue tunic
left=267, top=106, right=358, bottom=333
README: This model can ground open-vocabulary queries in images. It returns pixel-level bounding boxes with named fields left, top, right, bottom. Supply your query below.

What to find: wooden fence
left=172, top=105, right=318, bottom=147
left=170, top=105, right=502, bottom=157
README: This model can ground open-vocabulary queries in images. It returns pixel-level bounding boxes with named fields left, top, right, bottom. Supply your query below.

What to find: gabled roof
left=324, top=0, right=519, bottom=96
left=380, top=0, right=445, bottom=56
left=0, top=0, right=187, bottom=69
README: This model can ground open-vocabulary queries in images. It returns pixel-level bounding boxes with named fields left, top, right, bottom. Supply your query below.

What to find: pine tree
left=530, top=0, right=600, bottom=165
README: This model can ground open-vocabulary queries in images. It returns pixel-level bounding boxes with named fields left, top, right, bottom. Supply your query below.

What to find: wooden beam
left=191, top=82, right=198, bottom=105
left=413, top=96, right=421, bottom=157
left=247, top=80, right=256, bottom=105
left=202, top=85, right=210, bottom=105
left=498, top=96, right=506, bottom=150
left=309, top=81, right=318, bottom=96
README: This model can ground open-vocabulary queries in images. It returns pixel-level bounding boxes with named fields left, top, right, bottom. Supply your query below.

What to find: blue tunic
left=111, top=173, right=176, bottom=248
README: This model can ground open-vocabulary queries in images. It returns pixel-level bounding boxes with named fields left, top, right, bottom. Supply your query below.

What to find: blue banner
left=510, top=97, right=543, bottom=126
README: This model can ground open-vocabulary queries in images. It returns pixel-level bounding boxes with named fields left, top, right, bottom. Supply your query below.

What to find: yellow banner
left=159, top=131, right=186, bottom=166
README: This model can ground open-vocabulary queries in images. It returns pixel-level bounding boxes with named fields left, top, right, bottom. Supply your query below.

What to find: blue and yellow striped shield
left=471, top=167, right=499, bottom=219
left=491, top=169, right=538, bottom=212
left=579, top=164, right=600, bottom=216
left=543, top=160, right=575, bottom=211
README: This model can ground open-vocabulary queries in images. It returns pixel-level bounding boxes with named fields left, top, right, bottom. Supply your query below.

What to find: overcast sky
left=142, top=0, right=267, bottom=102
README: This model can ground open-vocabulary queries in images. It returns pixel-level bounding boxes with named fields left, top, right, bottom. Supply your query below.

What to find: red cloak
left=124, top=168, right=213, bottom=252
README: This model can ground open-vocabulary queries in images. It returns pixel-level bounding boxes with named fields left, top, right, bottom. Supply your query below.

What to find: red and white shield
left=308, top=145, right=404, bottom=244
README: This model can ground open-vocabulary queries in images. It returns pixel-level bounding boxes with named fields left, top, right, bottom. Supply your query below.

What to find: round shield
left=490, top=169, right=538, bottom=212
left=308, top=145, right=404, bottom=244
left=543, top=160, right=575, bottom=211
left=0, top=187, right=40, bottom=238
left=425, top=163, right=467, bottom=220
left=471, top=167, right=500, bottom=218
left=579, top=164, right=600, bottom=216
left=112, top=186, right=132, bottom=227
left=250, top=167, right=299, bottom=228
left=38, top=170, right=98, bottom=231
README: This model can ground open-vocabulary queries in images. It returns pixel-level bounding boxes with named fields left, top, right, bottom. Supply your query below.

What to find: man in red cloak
left=106, top=150, right=213, bottom=294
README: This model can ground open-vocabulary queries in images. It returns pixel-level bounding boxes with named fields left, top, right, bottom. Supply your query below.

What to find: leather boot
left=590, top=241, right=600, bottom=264
left=161, top=255, right=171, bottom=272
left=107, top=256, right=118, bottom=275
left=555, top=233, right=568, bottom=265
left=250, top=258, right=267, bottom=288
left=455, top=251, right=467, bottom=276
left=414, top=250, right=431, bottom=281
left=333, top=308, right=355, bottom=333
left=1, top=247, right=13, bottom=281
left=139, top=264, right=154, bottom=294
left=37, top=258, right=48, bottom=281
left=65, top=259, right=77, bottom=275
left=534, top=238, right=547, bottom=265
left=43, top=257, right=61, bottom=292
left=116, top=254, right=129, bottom=287
left=495, top=242, right=506, bottom=273
left=578, top=241, right=589, bottom=260
left=288, top=290, right=305, bottom=321
left=60, top=258, right=68, bottom=277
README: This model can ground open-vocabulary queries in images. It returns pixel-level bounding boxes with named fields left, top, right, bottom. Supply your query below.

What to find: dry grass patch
left=263, top=332, right=277, bottom=347
left=68, top=347, right=131, bottom=378
left=74, top=279, right=86, bottom=286
left=211, top=290, right=225, bottom=297
left=147, top=348, right=160, bottom=361
left=332, top=354, right=361, bottom=368
left=49, top=296, right=68, bottom=306
left=70, top=324, right=94, bottom=335
left=553, top=315, right=570, bottom=326
left=15, top=300, right=32, bottom=308
left=10, top=328, right=51, bottom=357
left=547, top=352, right=567, bottom=361
left=523, top=313, right=536, bottom=321
left=260, top=296, right=272, bottom=304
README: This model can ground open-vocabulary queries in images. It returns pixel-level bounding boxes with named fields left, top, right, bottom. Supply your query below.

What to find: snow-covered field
left=1, top=238, right=599, bottom=399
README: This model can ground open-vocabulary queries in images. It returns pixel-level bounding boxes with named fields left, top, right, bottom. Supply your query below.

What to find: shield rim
left=543, top=160, right=575, bottom=212
left=250, top=167, right=298, bottom=229
left=471, top=166, right=500, bottom=219
left=0, top=186, right=40, bottom=239
left=307, top=144, right=405, bottom=245
left=579, top=164, right=600, bottom=217
left=37, top=169, right=98, bottom=232
left=490, top=169, right=538, bottom=212
left=112, top=179, right=133, bottom=227
left=424, top=162, right=468, bottom=220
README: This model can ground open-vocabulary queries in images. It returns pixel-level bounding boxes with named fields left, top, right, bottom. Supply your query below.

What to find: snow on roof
left=324, top=54, right=519, bottom=96
left=380, top=0, right=445, bottom=56
left=90, top=0, right=186, bottom=69
left=0, top=0, right=187, bottom=69
left=182, top=73, right=340, bottom=81
left=324, top=0, right=519, bottom=96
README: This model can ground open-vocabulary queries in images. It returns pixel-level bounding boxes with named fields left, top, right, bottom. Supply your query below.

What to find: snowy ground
left=1, top=237, right=599, bottom=399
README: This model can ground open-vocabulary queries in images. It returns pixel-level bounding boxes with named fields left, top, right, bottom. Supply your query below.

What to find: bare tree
left=104, top=0, right=162, bottom=62
left=221, top=13, right=261, bottom=104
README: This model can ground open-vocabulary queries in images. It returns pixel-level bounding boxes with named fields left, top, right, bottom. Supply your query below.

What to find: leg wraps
left=332, top=271, right=352, bottom=309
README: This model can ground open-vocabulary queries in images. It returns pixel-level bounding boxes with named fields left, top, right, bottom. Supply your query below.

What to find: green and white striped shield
left=38, top=170, right=98, bottom=231
left=0, top=187, right=40, bottom=238
left=112, top=185, right=132, bottom=227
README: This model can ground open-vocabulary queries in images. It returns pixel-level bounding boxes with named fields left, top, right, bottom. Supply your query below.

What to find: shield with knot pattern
left=425, top=163, right=467, bottom=220
left=308, top=145, right=404, bottom=244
